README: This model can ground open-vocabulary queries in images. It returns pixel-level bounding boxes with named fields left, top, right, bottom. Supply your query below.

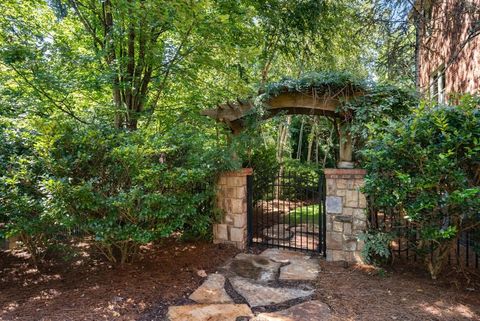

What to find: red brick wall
left=419, top=0, right=480, bottom=97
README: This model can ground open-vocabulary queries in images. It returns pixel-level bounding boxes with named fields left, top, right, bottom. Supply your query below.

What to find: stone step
left=189, top=273, right=233, bottom=304
left=222, top=253, right=282, bottom=283
left=251, top=300, right=332, bottom=321
left=279, top=257, right=320, bottom=281
left=229, top=277, right=314, bottom=307
left=167, top=303, right=252, bottom=321
left=260, top=249, right=320, bottom=281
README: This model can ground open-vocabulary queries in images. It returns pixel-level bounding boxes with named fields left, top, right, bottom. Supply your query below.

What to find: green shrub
left=0, top=118, right=233, bottom=264
left=358, top=231, right=393, bottom=265
left=361, top=96, right=480, bottom=278
left=0, top=118, right=67, bottom=264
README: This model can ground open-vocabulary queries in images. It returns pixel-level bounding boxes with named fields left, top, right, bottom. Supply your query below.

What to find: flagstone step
left=167, top=303, right=252, bottom=321
left=229, top=277, right=314, bottom=307
left=189, top=273, right=233, bottom=304
left=251, top=300, right=332, bottom=321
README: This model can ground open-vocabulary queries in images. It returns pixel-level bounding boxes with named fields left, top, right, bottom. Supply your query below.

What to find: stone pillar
left=213, top=168, right=252, bottom=250
left=324, top=168, right=367, bottom=263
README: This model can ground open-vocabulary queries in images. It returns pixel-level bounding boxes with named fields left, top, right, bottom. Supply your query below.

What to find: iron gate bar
left=247, top=170, right=326, bottom=255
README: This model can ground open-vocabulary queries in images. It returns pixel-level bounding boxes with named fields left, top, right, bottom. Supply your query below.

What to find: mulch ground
left=315, top=260, right=480, bottom=321
left=1, top=241, right=480, bottom=321
left=0, top=239, right=239, bottom=321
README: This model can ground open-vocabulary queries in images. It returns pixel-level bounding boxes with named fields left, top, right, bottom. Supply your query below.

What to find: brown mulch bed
left=315, top=261, right=480, bottom=321
left=0, top=239, right=239, bottom=321
left=2, top=241, right=480, bottom=321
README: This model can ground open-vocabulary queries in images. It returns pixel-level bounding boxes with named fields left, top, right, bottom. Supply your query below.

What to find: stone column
left=213, top=168, right=252, bottom=250
left=324, top=168, right=367, bottom=263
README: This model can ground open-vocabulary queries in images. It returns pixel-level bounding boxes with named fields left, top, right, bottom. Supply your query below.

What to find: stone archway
left=202, top=78, right=368, bottom=263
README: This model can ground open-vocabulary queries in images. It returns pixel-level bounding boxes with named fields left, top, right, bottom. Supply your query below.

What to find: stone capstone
left=189, top=273, right=232, bottom=304
left=251, top=300, right=333, bottom=321
left=229, top=277, right=314, bottom=307
left=167, top=304, right=252, bottom=321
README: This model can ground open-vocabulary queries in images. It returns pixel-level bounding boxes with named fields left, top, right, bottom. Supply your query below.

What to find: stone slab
left=326, top=196, right=342, bottom=214
left=251, top=300, right=332, bottom=321
left=279, top=258, right=320, bottom=281
left=167, top=303, right=252, bottom=321
left=222, top=253, right=282, bottom=282
left=260, top=248, right=310, bottom=263
left=189, top=273, right=232, bottom=304
left=230, top=277, right=314, bottom=307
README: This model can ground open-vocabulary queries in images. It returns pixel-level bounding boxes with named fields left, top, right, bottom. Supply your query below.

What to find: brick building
left=414, top=0, right=480, bottom=101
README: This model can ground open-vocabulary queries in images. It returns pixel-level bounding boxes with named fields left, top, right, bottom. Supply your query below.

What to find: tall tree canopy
left=0, top=0, right=392, bottom=129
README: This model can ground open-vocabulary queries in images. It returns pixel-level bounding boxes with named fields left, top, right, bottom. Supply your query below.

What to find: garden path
left=166, top=248, right=333, bottom=321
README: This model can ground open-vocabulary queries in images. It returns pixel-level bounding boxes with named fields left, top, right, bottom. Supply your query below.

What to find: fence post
left=324, top=168, right=367, bottom=262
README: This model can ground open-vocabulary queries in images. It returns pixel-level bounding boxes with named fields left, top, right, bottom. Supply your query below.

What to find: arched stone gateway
left=201, top=85, right=362, bottom=168
left=202, top=76, right=368, bottom=263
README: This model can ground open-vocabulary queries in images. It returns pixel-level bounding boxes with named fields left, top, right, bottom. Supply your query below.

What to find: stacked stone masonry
left=324, top=168, right=367, bottom=263
left=213, top=168, right=252, bottom=250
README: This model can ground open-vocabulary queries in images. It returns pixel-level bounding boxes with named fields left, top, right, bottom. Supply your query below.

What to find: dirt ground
left=0, top=239, right=239, bottom=321
left=1, top=241, right=480, bottom=321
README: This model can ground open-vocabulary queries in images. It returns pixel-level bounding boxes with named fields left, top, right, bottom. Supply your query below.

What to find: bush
left=0, top=117, right=65, bottom=264
left=0, top=118, right=233, bottom=264
left=361, top=96, right=480, bottom=278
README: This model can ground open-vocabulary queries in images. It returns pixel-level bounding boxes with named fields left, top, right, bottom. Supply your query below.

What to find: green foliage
left=342, top=85, right=419, bottom=142
left=245, top=144, right=279, bottom=202
left=361, top=96, right=480, bottom=278
left=0, top=117, right=234, bottom=264
left=358, top=231, right=394, bottom=265
left=0, top=0, right=426, bottom=270
left=283, top=159, right=321, bottom=179
left=259, top=71, right=367, bottom=103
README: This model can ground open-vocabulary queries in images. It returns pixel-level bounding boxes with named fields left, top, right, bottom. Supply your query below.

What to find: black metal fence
left=247, top=170, right=326, bottom=255
left=369, top=209, right=480, bottom=269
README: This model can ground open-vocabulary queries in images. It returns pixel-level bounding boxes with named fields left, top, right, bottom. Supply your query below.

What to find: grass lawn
left=283, top=204, right=321, bottom=225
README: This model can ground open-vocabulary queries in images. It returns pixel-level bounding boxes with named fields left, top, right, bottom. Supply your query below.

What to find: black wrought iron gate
left=247, top=170, right=326, bottom=255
